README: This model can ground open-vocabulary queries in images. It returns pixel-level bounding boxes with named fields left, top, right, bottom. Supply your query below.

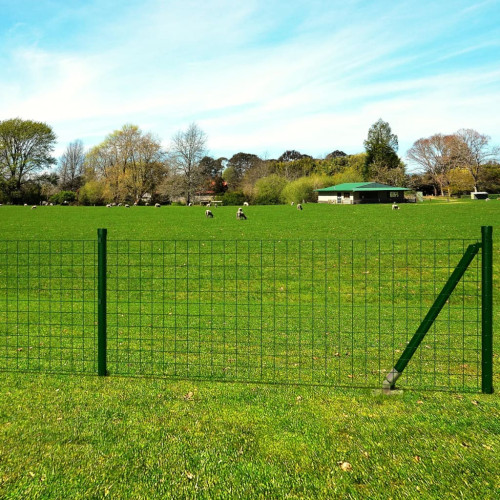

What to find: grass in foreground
left=0, top=202, right=499, bottom=498
left=1, top=373, right=499, bottom=499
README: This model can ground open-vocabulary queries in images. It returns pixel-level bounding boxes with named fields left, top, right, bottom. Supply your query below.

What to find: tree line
left=0, top=117, right=498, bottom=205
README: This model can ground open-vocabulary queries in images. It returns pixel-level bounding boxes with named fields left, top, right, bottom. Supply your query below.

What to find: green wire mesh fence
left=0, top=232, right=492, bottom=392
left=0, top=240, right=97, bottom=373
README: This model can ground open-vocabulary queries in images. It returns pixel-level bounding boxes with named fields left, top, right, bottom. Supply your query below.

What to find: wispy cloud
left=0, top=0, right=499, bottom=159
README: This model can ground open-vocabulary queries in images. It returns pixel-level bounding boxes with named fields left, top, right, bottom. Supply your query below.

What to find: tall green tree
left=0, top=118, right=56, bottom=203
left=363, top=119, right=400, bottom=180
left=223, top=152, right=261, bottom=190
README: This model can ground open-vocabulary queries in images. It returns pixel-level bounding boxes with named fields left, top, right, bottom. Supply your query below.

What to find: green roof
left=315, top=182, right=409, bottom=193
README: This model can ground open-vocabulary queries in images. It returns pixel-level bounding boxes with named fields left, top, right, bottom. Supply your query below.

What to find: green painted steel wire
left=0, top=233, right=492, bottom=392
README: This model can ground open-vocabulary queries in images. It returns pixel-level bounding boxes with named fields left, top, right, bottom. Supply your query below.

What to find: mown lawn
left=0, top=199, right=498, bottom=241
left=1, top=374, right=499, bottom=499
left=0, top=201, right=499, bottom=498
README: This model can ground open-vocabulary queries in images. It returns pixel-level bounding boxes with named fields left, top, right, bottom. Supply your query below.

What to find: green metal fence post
left=481, top=226, right=493, bottom=394
left=98, top=228, right=108, bottom=376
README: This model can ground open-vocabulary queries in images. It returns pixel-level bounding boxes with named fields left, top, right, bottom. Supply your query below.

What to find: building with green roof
left=315, top=182, right=410, bottom=205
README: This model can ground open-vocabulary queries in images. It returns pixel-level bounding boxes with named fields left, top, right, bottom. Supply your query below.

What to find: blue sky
left=1, top=0, right=499, bottom=163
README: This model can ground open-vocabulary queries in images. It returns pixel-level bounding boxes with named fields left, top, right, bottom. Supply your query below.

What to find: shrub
left=253, top=175, right=287, bottom=205
left=281, top=175, right=336, bottom=204
left=78, top=181, right=106, bottom=206
left=49, top=191, right=77, bottom=205
left=222, top=191, right=246, bottom=206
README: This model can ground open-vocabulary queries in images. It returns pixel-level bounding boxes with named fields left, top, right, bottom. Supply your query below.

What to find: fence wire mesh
left=0, top=240, right=97, bottom=373
left=104, top=239, right=482, bottom=390
left=0, top=237, right=484, bottom=391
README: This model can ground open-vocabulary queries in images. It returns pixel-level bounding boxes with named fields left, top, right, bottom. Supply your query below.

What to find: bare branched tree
left=169, top=123, right=207, bottom=204
left=58, top=140, right=85, bottom=191
left=407, top=134, right=455, bottom=196
left=451, top=129, right=499, bottom=192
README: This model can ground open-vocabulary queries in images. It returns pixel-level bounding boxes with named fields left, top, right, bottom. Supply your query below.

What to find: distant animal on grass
left=297, top=203, right=302, bottom=210
left=243, top=202, right=249, bottom=206
left=155, top=203, right=161, bottom=208
left=205, top=209, right=214, bottom=218
left=392, top=203, right=399, bottom=210
left=236, top=208, right=247, bottom=220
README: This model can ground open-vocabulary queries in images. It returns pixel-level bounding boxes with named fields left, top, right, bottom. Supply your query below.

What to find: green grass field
left=1, top=201, right=499, bottom=498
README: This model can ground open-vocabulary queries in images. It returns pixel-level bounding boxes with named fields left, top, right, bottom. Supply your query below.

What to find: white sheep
left=205, top=209, right=214, bottom=218
left=392, top=203, right=399, bottom=210
left=155, top=203, right=161, bottom=208
left=124, top=204, right=130, bottom=208
left=106, top=204, right=112, bottom=208
left=236, top=208, right=247, bottom=220
left=188, top=202, right=192, bottom=206
left=297, top=203, right=302, bottom=210
left=206, top=203, right=211, bottom=207
left=291, top=201, right=294, bottom=206
left=243, top=201, right=249, bottom=206
left=31, top=205, right=37, bottom=209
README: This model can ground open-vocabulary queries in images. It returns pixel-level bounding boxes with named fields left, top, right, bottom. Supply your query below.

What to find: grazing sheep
left=24, top=203, right=28, bottom=206
left=206, top=203, right=211, bottom=207
left=188, top=202, right=192, bottom=206
left=118, top=203, right=122, bottom=206
left=236, top=208, right=247, bottom=220
left=205, top=209, right=214, bottom=218
left=49, top=203, right=53, bottom=206
left=297, top=203, right=302, bottom=210
left=124, top=204, right=130, bottom=208
left=291, top=201, right=294, bottom=206
left=155, top=203, right=161, bottom=208
left=106, top=204, right=112, bottom=208
left=243, top=201, right=249, bottom=206
left=392, top=203, right=399, bottom=210
left=31, top=205, right=37, bottom=209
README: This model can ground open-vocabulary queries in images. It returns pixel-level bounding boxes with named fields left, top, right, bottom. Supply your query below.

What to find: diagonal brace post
left=383, top=242, right=481, bottom=390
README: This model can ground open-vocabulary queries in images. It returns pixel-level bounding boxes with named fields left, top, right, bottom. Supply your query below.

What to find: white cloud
left=1, top=0, right=499, bottom=160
